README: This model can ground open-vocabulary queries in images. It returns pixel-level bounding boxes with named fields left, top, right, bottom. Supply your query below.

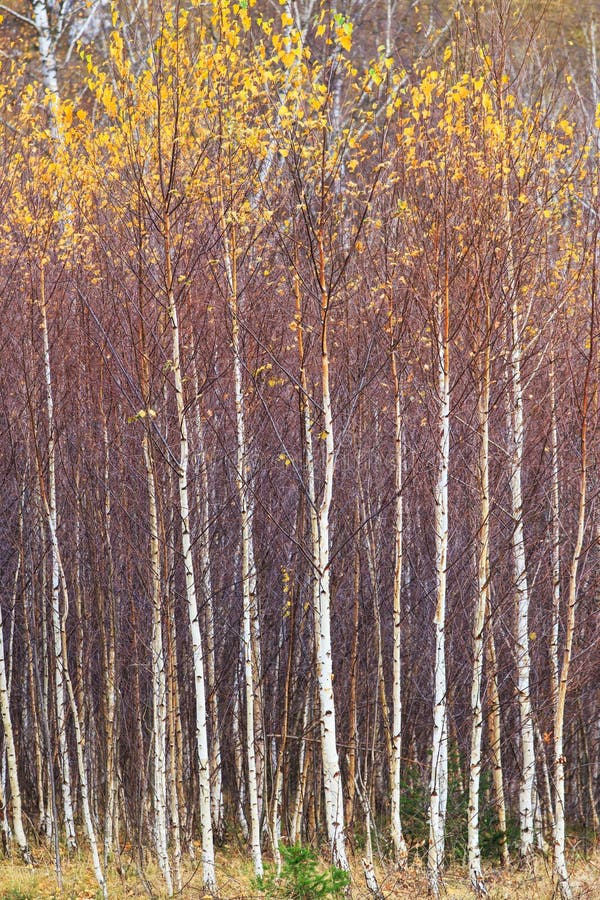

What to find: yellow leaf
left=557, top=119, right=573, bottom=138
left=336, top=22, right=353, bottom=52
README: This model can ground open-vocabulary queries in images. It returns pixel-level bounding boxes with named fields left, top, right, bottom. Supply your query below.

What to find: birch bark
left=0, top=565, right=30, bottom=862
left=142, top=435, right=172, bottom=897
left=39, top=276, right=77, bottom=854
left=294, top=255, right=348, bottom=869
left=314, top=231, right=349, bottom=871
left=193, top=388, right=224, bottom=841
left=164, top=215, right=216, bottom=893
left=390, top=339, right=408, bottom=868
left=506, top=295, right=535, bottom=860
left=467, top=293, right=491, bottom=896
left=551, top=311, right=593, bottom=897
left=496, top=81, right=535, bottom=855
left=100, top=405, right=118, bottom=864
left=228, top=239, right=264, bottom=877
left=35, top=366, right=106, bottom=897
left=427, top=280, right=450, bottom=899
left=345, top=501, right=361, bottom=830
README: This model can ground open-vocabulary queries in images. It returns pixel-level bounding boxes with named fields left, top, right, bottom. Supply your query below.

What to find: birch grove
left=0, top=1, right=598, bottom=897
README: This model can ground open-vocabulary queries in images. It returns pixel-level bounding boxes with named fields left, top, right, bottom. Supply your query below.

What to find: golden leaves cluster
left=0, top=0, right=591, bottom=294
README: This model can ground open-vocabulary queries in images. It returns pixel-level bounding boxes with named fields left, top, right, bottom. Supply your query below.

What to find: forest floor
left=0, top=844, right=599, bottom=899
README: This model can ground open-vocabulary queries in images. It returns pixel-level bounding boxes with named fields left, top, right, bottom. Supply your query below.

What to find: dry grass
left=0, top=844, right=598, bottom=899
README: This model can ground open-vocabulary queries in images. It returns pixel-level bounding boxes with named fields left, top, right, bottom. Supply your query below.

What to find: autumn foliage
left=0, top=1, right=598, bottom=898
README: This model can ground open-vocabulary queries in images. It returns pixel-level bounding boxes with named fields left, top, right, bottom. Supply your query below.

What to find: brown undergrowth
left=0, top=846, right=598, bottom=899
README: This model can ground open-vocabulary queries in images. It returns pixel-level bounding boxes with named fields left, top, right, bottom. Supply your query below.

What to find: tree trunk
left=467, top=297, right=491, bottom=896
left=428, top=281, right=450, bottom=898
left=165, top=214, right=216, bottom=893
left=0, top=558, right=30, bottom=862
left=485, top=616, right=509, bottom=866
left=552, top=318, right=593, bottom=898
left=193, top=389, right=224, bottom=842
left=507, top=297, right=535, bottom=862
left=38, top=271, right=77, bottom=854
left=390, top=341, right=408, bottom=868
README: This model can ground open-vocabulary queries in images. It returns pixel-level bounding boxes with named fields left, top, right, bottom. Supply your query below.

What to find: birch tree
left=0, top=567, right=31, bottom=863
left=467, top=273, right=492, bottom=897
left=551, top=242, right=596, bottom=899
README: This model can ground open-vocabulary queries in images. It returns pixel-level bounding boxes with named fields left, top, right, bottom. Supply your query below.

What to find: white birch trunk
left=247, top=524, right=265, bottom=828
left=0, top=779, right=11, bottom=854
left=495, top=94, right=536, bottom=855
left=165, top=224, right=216, bottom=891
left=39, top=282, right=77, bottom=854
left=549, top=363, right=570, bottom=899
left=101, top=414, right=118, bottom=864
left=271, top=540, right=301, bottom=872
left=551, top=346, right=591, bottom=898
left=314, top=238, right=348, bottom=871
left=142, top=434, right=172, bottom=897
left=345, top=503, right=360, bottom=830
left=549, top=352, right=561, bottom=717
left=390, top=345, right=408, bottom=868
left=271, top=739, right=283, bottom=874
left=507, top=299, right=535, bottom=860
left=167, top=643, right=183, bottom=894
left=40, top=447, right=107, bottom=896
left=23, top=545, right=48, bottom=840
left=0, top=576, right=30, bottom=862
left=234, top=322, right=263, bottom=877
left=31, top=0, right=60, bottom=125
left=25, top=545, right=62, bottom=887
left=38, top=517, right=55, bottom=843
left=468, top=324, right=490, bottom=896
left=492, top=69, right=536, bottom=859
left=193, top=391, right=224, bottom=840
left=552, top=523, right=582, bottom=900
left=37, top=432, right=106, bottom=895
left=60, top=613, right=107, bottom=899
left=361, top=804, right=384, bottom=900
left=26, top=11, right=82, bottom=864
left=294, top=255, right=347, bottom=868
left=427, top=287, right=449, bottom=898
left=219, top=198, right=263, bottom=876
